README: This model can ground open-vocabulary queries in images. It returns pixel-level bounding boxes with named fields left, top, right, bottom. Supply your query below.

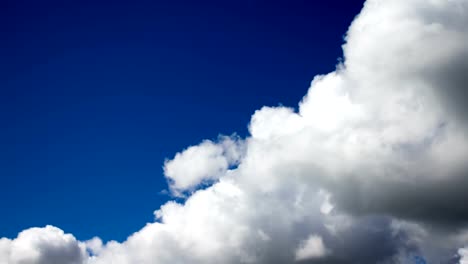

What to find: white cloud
left=0, top=238, right=12, bottom=263
left=460, top=247, right=468, bottom=264
left=0, top=226, right=86, bottom=264
left=163, top=136, right=244, bottom=194
left=3, top=0, right=468, bottom=263
left=85, top=237, right=103, bottom=256
left=294, top=235, right=328, bottom=261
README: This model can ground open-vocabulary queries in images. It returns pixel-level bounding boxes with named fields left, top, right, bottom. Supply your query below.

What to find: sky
left=2, top=0, right=468, bottom=264
left=0, top=0, right=364, bottom=242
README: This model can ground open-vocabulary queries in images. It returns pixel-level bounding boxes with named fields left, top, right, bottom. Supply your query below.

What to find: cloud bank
left=2, top=0, right=468, bottom=263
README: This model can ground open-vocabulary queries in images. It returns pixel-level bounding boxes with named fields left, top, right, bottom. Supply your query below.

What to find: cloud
left=460, top=247, right=468, bottom=264
left=0, top=226, right=86, bottom=264
left=163, top=136, right=244, bottom=195
left=3, top=0, right=468, bottom=263
left=294, top=235, right=328, bottom=261
left=85, top=237, right=104, bottom=256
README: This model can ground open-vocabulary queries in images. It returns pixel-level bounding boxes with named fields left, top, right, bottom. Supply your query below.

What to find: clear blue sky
left=1, top=0, right=365, bottom=242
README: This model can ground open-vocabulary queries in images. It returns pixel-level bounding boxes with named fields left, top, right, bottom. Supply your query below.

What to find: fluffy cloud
left=2, top=0, right=468, bottom=263
left=164, top=136, right=244, bottom=194
left=0, top=226, right=86, bottom=264
left=294, top=235, right=328, bottom=261
left=460, top=247, right=468, bottom=264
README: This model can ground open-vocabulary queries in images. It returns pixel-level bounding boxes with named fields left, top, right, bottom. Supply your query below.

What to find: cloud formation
left=2, top=0, right=468, bottom=263
left=294, top=235, right=328, bottom=261
left=164, top=136, right=244, bottom=195
left=460, top=247, right=468, bottom=264
left=0, top=226, right=86, bottom=264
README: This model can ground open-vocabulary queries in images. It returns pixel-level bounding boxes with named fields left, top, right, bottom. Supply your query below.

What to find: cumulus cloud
left=0, top=226, right=86, bottom=264
left=294, top=235, right=328, bottom=261
left=2, top=0, right=468, bottom=263
left=460, top=247, right=468, bottom=264
left=85, top=237, right=104, bottom=257
left=163, top=136, right=244, bottom=195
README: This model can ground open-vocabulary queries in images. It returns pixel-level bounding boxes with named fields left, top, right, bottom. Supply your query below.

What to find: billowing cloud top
left=2, top=0, right=468, bottom=263
left=164, top=136, right=245, bottom=195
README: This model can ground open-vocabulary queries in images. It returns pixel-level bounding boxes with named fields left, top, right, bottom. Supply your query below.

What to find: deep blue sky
left=1, top=0, right=365, bottom=242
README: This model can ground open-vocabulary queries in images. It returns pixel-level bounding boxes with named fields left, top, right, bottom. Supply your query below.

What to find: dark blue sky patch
left=0, top=0, right=365, bottom=242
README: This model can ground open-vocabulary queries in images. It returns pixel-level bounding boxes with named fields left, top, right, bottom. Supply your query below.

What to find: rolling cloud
left=2, top=0, right=468, bottom=263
